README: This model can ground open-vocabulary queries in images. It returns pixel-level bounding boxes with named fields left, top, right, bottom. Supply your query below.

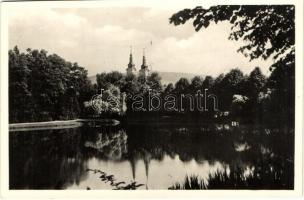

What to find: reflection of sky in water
left=9, top=124, right=294, bottom=190
left=67, top=155, right=226, bottom=190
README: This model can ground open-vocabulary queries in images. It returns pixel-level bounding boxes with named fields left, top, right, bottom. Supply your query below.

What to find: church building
left=126, top=48, right=136, bottom=76
left=126, top=48, right=150, bottom=78
left=138, top=49, right=150, bottom=78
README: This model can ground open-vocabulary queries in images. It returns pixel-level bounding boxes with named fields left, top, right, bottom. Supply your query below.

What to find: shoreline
left=9, top=119, right=83, bottom=132
left=9, top=117, right=285, bottom=132
left=9, top=118, right=120, bottom=132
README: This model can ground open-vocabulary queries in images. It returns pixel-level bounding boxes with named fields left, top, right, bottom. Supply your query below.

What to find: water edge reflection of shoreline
left=9, top=123, right=294, bottom=190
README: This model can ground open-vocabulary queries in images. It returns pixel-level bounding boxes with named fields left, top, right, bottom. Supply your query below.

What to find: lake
left=9, top=122, right=294, bottom=190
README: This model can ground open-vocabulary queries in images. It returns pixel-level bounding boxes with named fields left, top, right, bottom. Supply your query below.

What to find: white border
left=0, top=0, right=303, bottom=198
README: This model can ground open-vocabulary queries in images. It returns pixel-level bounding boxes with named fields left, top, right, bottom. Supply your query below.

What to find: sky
left=8, top=5, right=273, bottom=77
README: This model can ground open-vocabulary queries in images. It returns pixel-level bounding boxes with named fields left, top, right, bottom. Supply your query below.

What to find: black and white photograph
left=0, top=0, right=303, bottom=198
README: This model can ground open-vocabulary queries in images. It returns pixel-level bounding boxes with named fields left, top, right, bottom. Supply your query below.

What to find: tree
left=147, top=72, right=163, bottom=92
left=170, top=5, right=294, bottom=66
left=202, top=76, right=214, bottom=89
left=9, top=47, right=94, bottom=122
left=174, top=78, right=190, bottom=94
left=190, top=76, right=204, bottom=92
left=164, top=83, right=174, bottom=94
left=125, top=73, right=136, bottom=82
left=137, top=73, right=147, bottom=85
left=213, top=74, right=224, bottom=88
left=86, top=84, right=121, bottom=116
left=219, top=69, right=245, bottom=110
left=26, top=48, right=62, bottom=120
left=248, top=67, right=266, bottom=99
left=240, top=67, right=266, bottom=121
left=266, top=53, right=295, bottom=125
left=105, top=71, right=124, bottom=87
left=170, top=5, right=295, bottom=123
left=9, top=46, right=33, bottom=122
left=221, top=68, right=244, bottom=94
left=121, top=77, right=140, bottom=95
left=96, top=72, right=109, bottom=90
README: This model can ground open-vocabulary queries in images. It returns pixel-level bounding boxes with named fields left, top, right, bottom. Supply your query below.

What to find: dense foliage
left=9, top=46, right=293, bottom=126
left=169, top=5, right=295, bottom=125
left=9, top=46, right=96, bottom=123
left=170, top=5, right=294, bottom=62
left=93, top=66, right=286, bottom=124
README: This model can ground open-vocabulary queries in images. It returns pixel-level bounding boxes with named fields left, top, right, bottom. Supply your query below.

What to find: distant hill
left=89, top=71, right=198, bottom=86
left=156, top=71, right=197, bottom=85
left=89, top=75, right=97, bottom=84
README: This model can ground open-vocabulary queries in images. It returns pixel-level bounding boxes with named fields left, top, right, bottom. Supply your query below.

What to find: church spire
left=126, top=46, right=136, bottom=76
left=128, top=46, right=134, bottom=68
left=141, top=48, right=147, bottom=69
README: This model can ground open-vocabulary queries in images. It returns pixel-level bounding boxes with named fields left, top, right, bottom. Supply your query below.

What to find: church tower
left=138, top=48, right=150, bottom=78
left=126, top=47, right=136, bottom=76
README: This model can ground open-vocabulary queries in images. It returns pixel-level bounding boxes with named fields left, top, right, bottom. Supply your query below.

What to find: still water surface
left=9, top=123, right=294, bottom=189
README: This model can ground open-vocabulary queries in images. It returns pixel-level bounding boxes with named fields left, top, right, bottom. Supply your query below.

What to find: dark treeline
left=9, top=46, right=96, bottom=123
left=9, top=46, right=294, bottom=126
left=92, top=65, right=293, bottom=126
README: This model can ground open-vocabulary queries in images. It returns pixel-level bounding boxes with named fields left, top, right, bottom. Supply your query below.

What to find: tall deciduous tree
left=170, top=5, right=295, bottom=123
left=9, top=46, right=94, bottom=122
left=105, top=71, right=124, bottom=87
left=190, top=76, right=204, bottom=92
left=248, top=67, right=266, bottom=99
left=215, top=69, right=245, bottom=110
left=147, top=72, right=163, bottom=92
left=9, top=46, right=33, bottom=122
left=175, top=78, right=190, bottom=94
left=202, top=76, right=214, bottom=89
left=164, top=83, right=174, bottom=94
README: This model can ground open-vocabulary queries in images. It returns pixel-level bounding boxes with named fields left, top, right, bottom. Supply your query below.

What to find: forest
left=9, top=5, right=295, bottom=126
left=9, top=45, right=294, bottom=126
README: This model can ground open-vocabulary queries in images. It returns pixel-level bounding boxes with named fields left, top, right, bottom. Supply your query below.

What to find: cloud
left=148, top=22, right=272, bottom=76
left=8, top=6, right=273, bottom=78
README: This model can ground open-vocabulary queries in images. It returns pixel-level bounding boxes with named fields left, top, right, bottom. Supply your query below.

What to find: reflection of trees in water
left=239, top=127, right=294, bottom=189
left=125, top=124, right=294, bottom=189
left=84, top=124, right=293, bottom=188
left=126, top=124, right=239, bottom=163
left=170, top=162, right=293, bottom=189
left=84, top=129, right=128, bottom=160
left=10, top=124, right=294, bottom=189
left=10, top=126, right=129, bottom=189
left=9, top=128, right=88, bottom=189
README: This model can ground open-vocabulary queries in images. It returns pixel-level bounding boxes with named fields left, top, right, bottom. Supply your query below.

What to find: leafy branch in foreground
left=86, top=169, right=144, bottom=190
left=169, top=5, right=295, bottom=125
left=170, top=5, right=294, bottom=62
